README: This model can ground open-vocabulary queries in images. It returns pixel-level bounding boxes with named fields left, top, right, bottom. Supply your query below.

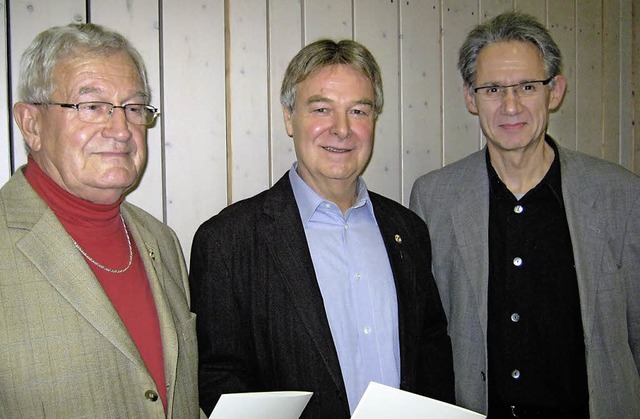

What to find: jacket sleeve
left=189, top=221, right=257, bottom=416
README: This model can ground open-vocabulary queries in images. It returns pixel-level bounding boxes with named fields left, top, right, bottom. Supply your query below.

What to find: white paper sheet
left=209, top=391, right=313, bottom=419
left=351, top=382, right=485, bottom=419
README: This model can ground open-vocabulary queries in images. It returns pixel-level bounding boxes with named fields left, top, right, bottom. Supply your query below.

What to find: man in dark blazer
left=411, top=12, right=640, bottom=418
left=190, top=39, right=454, bottom=418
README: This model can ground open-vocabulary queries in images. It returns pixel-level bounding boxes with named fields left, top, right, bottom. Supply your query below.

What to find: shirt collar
left=288, top=162, right=374, bottom=225
left=485, top=135, right=564, bottom=205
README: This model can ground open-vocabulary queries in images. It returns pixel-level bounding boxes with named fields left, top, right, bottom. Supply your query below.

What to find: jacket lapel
left=260, top=174, right=346, bottom=394
left=16, top=208, right=146, bottom=372
left=450, top=151, right=491, bottom=336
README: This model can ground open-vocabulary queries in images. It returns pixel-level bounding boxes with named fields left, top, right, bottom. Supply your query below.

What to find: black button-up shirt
left=486, top=137, right=589, bottom=416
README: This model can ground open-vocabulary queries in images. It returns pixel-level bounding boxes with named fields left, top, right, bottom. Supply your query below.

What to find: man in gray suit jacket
left=0, top=24, right=201, bottom=417
left=411, top=12, right=640, bottom=418
left=190, top=39, right=454, bottom=418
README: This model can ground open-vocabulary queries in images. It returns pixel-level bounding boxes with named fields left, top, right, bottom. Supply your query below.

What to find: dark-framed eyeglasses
left=472, top=77, right=554, bottom=100
left=33, top=101, right=160, bottom=126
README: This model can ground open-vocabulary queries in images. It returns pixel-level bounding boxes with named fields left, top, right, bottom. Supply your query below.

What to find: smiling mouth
left=500, top=122, right=526, bottom=129
left=323, top=146, right=349, bottom=153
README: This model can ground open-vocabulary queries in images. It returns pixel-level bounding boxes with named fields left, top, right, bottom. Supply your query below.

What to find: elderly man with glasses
left=0, top=23, right=202, bottom=418
left=410, top=11, right=640, bottom=419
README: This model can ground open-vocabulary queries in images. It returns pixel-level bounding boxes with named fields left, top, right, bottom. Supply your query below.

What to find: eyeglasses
left=473, top=77, right=554, bottom=100
left=33, top=101, right=160, bottom=126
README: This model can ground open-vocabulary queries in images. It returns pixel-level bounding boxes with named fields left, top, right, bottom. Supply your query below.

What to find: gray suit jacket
left=410, top=141, right=640, bottom=418
left=0, top=168, right=201, bottom=418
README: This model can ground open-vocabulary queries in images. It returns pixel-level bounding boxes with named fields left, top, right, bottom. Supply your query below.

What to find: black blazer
left=190, top=172, right=454, bottom=418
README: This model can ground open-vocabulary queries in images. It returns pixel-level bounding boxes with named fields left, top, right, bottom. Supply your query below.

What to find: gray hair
left=280, top=39, right=383, bottom=117
left=458, top=12, right=562, bottom=86
left=18, top=23, right=150, bottom=103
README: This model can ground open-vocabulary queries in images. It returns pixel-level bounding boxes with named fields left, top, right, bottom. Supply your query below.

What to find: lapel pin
left=394, top=234, right=402, bottom=244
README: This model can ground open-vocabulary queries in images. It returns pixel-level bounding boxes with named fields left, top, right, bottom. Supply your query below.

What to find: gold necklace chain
left=72, top=214, right=133, bottom=274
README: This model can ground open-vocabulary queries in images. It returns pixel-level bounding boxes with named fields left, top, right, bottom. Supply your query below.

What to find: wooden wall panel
left=0, top=3, right=9, bottom=185
left=91, top=0, right=163, bottom=220
left=9, top=0, right=85, bottom=171
left=161, top=0, right=227, bottom=260
left=355, top=0, right=401, bottom=201
left=481, top=0, right=514, bottom=20
left=602, top=0, right=621, bottom=164
left=548, top=0, right=577, bottom=150
left=576, top=0, right=604, bottom=157
left=268, top=0, right=303, bottom=182
left=304, top=0, right=353, bottom=42
left=0, top=0, right=637, bottom=265
left=619, top=0, right=634, bottom=171
left=634, top=0, right=640, bottom=174
left=228, top=0, right=270, bottom=202
left=399, top=0, right=442, bottom=206
left=442, top=1, right=482, bottom=164
left=515, top=0, right=545, bottom=22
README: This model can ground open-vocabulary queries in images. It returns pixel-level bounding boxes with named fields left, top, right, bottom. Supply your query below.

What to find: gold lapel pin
left=394, top=234, right=402, bottom=244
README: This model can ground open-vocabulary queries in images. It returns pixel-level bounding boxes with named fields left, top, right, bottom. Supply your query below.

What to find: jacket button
left=145, top=389, right=159, bottom=402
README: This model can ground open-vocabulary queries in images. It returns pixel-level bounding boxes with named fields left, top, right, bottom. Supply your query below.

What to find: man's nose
left=330, top=113, right=351, bottom=139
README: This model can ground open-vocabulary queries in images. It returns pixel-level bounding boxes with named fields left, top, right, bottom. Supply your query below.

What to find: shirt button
left=514, top=205, right=524, bottom=214
left=511, top=369, right=521, bottom=380
left=513, top=257, right=523, bottom=267
left=511, top=313, right=520, bottom=322
left=355, top=272, right=362, bottom=280
left=344, top=224, right=349, bottom=230
left=145, top=389, right=159, bottom=401
left=363, top=326, right=371, bottom=335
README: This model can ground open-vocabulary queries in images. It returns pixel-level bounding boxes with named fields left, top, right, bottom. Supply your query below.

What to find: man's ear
left=282, top=105, right=294, bottom=137
left=13, top=102, right=42, bottom=152
left=463, top=84, right=479, bottom=115
left=548, top=75, right=567, bottom=111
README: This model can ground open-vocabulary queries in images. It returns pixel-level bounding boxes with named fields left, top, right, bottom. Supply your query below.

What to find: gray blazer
left=0, top=168, right=201, bottom=418
left=410, top=142, right=640, bottom=418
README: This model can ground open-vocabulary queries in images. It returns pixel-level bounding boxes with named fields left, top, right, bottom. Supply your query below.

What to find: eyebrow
left=305, top=95, right=374, bottom=108
left=76, top=86, right=148, bottom=102
left=476, top=78, right=543, bottom=87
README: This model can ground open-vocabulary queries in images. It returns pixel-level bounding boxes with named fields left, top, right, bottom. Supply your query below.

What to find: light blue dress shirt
left=289, top=164, right=400, bottom=414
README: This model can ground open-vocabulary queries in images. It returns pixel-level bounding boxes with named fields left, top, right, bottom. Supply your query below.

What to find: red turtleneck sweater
left=25, top=157, right=167, bottom=411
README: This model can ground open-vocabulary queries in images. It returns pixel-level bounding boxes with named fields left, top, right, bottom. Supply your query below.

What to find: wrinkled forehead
left=476, top=41, right=546, bottom=82
left=52, top=51, right=146, bottom=100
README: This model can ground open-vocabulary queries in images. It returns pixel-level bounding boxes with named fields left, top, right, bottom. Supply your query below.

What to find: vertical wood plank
left=90, top=0, right=163, bottom=221
left=268, top=0, right=303, bottom=182
left=161, top=0, right=226, bottom=263
left=228, top=0, right=270, bottom=202
left=601, top=0, right=621, bottom=164
left=548, top=0, right=577, bottom=150
left=0, top=1, right=10, bottom=184
left=576, top=0, right=603, bottom=157
left=354, top=0, right=401, bottom=202
left=480, top=0, right=514, bottom=19
left=304, top=0, right=353, bottom=42
left=633, top=0, right=640, bottom=174
left=442, top=1, right=481, bottom=164
left=400, top=0, right=442, bottom=205
left=618, top=0, right=633, bottom=171
left=514, top=0, right=545, bottom=21
left=9, top=0, right=85, bottom=172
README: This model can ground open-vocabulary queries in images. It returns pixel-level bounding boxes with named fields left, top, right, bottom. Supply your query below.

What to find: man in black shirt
left=410, top=11, right=640, bottom=419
